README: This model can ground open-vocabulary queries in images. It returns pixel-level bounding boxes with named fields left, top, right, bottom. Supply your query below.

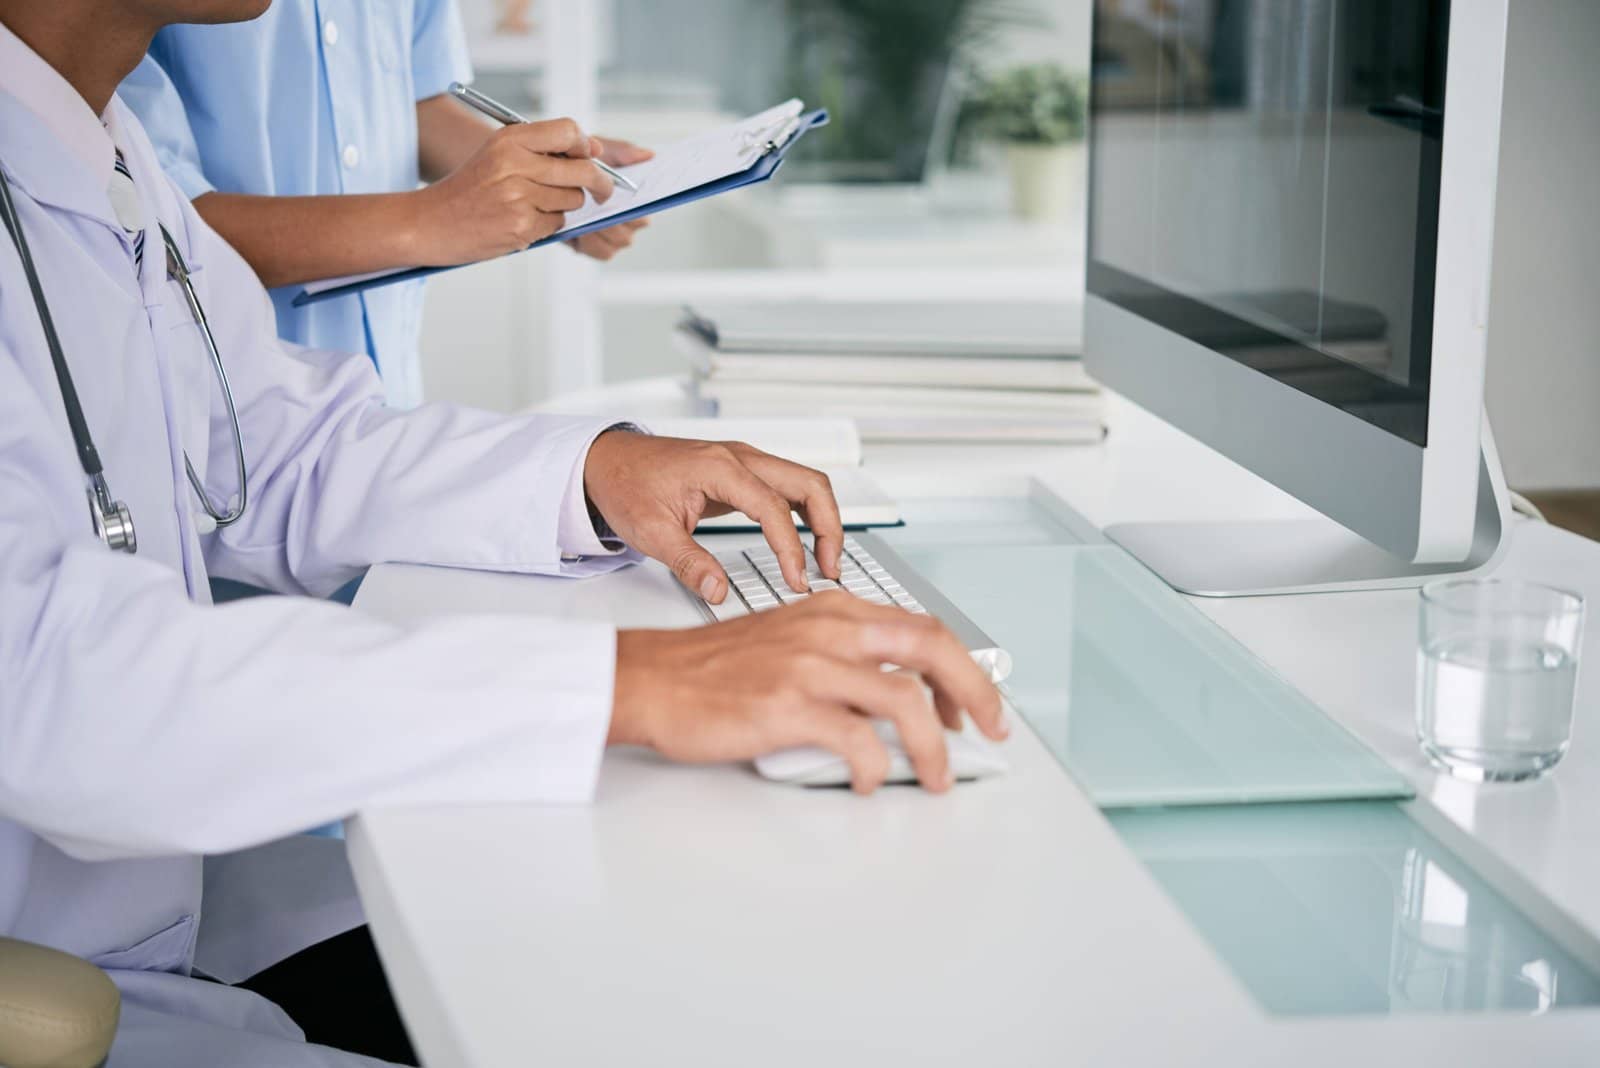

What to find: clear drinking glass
left=1417, top=579, right=1585, bottom=782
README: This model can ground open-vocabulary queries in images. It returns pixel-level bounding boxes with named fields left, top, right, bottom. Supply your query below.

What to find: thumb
left=605, top=140, right=655, bottom=166
left=658, top=528, right=731, bottom=604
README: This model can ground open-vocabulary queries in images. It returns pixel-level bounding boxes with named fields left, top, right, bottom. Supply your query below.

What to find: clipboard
left=293, top=105, right=829, bottom=307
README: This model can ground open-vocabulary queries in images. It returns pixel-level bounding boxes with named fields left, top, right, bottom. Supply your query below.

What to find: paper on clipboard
left=557, top=98, right=804, bottom=234
left=294, top=99, right=818, bottom=306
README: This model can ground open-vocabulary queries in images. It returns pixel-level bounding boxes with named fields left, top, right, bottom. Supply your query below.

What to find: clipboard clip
left=741, top=114, right=805, bottom=158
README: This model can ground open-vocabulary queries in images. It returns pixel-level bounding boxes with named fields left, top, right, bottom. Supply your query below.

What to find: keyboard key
left=703, top=540, right=929, bottom=621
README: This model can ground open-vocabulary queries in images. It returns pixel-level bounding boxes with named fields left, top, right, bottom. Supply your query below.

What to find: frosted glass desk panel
left=1109, top=802, right=1600, bottom=1016
left=892, top=544, right=1413, bottom=807
left=882, top=496, right=1093, bottom=549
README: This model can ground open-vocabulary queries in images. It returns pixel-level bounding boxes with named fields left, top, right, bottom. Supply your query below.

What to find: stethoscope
left=0, top=160, right=248, bottom=553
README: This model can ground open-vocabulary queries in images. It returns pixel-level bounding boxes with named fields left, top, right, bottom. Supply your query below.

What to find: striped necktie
left=108, top=148, right=145, bottom=273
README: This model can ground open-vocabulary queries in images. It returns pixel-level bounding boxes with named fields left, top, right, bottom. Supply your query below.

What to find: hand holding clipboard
left=295, top=97, right=828, bottom=307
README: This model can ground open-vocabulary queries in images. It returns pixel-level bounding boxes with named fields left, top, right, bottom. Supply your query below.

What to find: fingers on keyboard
left=710, top=543, right=924, bottom=615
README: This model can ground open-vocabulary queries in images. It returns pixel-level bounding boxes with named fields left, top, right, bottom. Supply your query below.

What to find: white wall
left=416, top=252, right=547, bottom=411
left=1481, top=0, right=1600, bottom=490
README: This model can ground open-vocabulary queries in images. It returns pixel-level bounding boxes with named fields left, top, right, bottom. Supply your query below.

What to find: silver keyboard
left=694, top=531, right=1013, bottom=683
left=715, top=536, right=927, bottom=615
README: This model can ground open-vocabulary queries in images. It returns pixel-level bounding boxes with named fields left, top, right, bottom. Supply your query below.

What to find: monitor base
left=1104, top=426, right=1511, bottom=597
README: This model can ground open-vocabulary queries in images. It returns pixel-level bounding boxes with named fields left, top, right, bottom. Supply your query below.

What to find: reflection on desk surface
left=889, top=543, right=1411, bottom=807
left=1110, top=802, right=1600, bottom=1016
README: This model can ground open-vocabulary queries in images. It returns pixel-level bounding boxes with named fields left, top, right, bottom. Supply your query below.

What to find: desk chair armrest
left=0, top=937, right=120, bottom=1068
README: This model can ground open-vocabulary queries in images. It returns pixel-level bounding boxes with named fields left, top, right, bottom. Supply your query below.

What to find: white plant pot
left=1005, top=141, right=1085, bottom=223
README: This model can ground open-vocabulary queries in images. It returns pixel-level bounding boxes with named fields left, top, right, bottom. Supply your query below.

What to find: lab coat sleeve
left=411, top=0, right=474, bottom=101
left=0, top=345, right=617, bottom=862
left=170, top=198, right=640, bottom=597
left=114, top=51, right=216, bottom=201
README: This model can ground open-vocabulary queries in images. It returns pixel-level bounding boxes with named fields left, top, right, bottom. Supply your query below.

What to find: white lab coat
left=0, top=25, right=637, bottom=1067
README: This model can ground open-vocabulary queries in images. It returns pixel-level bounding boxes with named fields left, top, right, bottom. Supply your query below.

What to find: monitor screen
left=1087, top=0, right=1450, bottom=446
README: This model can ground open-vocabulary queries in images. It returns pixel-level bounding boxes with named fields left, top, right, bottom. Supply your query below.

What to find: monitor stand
left=1102, top=424, right=1512, bottom=597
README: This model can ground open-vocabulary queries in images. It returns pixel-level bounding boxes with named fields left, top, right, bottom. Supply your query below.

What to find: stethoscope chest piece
left=88, top=476, right=136, bottom=553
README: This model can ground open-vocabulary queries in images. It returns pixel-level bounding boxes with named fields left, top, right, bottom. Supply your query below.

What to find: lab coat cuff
left=557, top=422, right=650, bottom=559
left=405, top=615, right=619, bottom=805
left=487, top=616, right=617, bottom=804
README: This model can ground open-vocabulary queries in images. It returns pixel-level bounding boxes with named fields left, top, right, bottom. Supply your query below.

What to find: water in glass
left=1418, top=635, right=1578, bottom=781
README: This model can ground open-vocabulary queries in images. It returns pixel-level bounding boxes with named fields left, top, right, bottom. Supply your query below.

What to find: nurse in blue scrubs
left=119, top=0, right=651, bottom=411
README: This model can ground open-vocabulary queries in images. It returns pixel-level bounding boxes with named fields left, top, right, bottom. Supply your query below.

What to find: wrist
left=607, top=631, right=654, bottom=748
left=581, top=425, right=642, bottom=508
left=392, top=187, right=442, bottom=268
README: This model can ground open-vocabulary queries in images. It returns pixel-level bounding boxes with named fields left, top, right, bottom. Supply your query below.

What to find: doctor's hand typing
left=582, top=429, right=844, bottom=601
left=582, top=430, right=1005, bottom=795
left=609, top=594, right=1009, bottom=795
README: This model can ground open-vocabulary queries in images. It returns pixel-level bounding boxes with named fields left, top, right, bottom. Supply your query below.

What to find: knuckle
left=754, top=688, right=789, bottom=717
left=669, top=546, right=703, bottom=579
left=813, top=590, right=853, bottom=612
left=784, top=650, right=822, bottom=675
left=890, top=672, right=925, bottom=698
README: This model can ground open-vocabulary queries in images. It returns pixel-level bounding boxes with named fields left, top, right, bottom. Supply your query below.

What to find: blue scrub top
left=118, top=0, right=473, bottom=409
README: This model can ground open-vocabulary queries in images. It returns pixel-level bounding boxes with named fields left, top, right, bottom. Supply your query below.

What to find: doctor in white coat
left=0, top=2, right=1007, bottom=1065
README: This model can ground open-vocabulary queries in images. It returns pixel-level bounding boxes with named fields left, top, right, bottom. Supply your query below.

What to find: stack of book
left=677, top=302, right=1104, bottom=444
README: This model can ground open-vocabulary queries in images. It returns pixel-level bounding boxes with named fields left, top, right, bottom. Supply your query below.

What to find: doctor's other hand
left=568, top=137, right=654, bottom=261
left=582, top=430, right=843, bottom=601
left=410, top=117, right=615, bottom=265
left=609, top=593, right=1009, bottom=794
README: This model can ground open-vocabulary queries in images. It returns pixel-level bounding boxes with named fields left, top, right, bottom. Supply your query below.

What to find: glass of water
left=1417, top=579, right=1585, bottom=781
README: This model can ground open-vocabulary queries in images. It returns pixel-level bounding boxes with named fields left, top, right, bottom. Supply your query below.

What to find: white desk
left=348, top=383, right=1600, bottom=1066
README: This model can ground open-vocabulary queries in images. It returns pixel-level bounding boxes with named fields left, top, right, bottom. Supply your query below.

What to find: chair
left=0, top=938, right=120, bottom=1068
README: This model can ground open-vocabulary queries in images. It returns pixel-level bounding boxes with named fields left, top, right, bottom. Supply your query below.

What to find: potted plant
left=783, top=0, right=1021, bottom=183
left=972, top=63, right=1087, bottom=221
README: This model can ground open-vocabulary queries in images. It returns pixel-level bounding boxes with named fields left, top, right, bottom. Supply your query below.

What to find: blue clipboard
left=293, top=109, right=829, bottom=308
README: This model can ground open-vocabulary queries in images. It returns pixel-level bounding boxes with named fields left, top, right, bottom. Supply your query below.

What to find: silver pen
left=448, top=81, right=639, bottom=193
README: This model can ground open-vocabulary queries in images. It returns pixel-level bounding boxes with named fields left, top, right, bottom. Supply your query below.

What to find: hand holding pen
left=451, top=82, right=641, bottom=191
left=445, top=82, right=655, bottom=261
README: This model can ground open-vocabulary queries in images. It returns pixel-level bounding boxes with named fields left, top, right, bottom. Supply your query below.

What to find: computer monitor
left=1084, top=0, right=1511, bottom=595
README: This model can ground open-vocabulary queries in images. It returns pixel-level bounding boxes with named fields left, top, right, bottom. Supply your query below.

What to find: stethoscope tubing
left=0, top=156, right=249, bottom=549
left=163, top=229, right=247, bottom=527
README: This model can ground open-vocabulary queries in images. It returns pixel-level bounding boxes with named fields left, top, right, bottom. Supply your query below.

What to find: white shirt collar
left=0, top=18, right=117, bottom=177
